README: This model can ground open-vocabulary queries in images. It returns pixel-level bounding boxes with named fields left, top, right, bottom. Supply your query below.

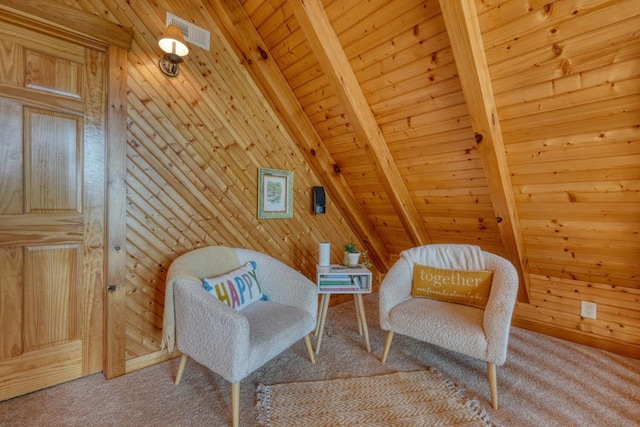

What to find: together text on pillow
left=411, top=264, right=493, bottom=309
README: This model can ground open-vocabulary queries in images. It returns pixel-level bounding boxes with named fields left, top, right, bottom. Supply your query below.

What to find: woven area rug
left=256, top=370, right=493, bottom=426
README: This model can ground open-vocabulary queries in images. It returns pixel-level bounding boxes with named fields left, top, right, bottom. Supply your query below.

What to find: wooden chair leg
left=304, top=334, right=316, bottom=364
left=354, top=294, right=371, bottom=353
left=487, top=362, right=498, bottom=410
left=174, top=354, right=187, bottom=385
left=314, top=294, right=326, bottom=336
left=231, top=382, right=239, bottom=427
left=354, top=296, right=363, bottom=335
left=315, top=294, right=331, bottom=354
left=381, top=331, right=394, bottom=363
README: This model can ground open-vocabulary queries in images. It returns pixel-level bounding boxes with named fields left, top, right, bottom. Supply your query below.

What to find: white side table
left=314, top=264, right=372, bottom=354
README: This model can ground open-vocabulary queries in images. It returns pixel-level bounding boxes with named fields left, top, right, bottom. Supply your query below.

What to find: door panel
left=23, top=245, right=81, bottom=351
left=0, top=99, right=22, bottom=215
left=0, top=246, right=22, bottom=359
left=24, top=108, right=83, bottom=213
left=0, top=341, right=82, bottom=401
left=25, top=49, right=83, bottom=98
left=0, top=19, right=105, bottom=401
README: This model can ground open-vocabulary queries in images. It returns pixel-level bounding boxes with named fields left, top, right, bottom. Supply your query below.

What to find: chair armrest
left=174, top=278, right=250, bottom=382
left=236, top=249, right=318, bottom=320
left=379, top=256, right=413, bottom=330
left=482, top=252, right=519, bottom=365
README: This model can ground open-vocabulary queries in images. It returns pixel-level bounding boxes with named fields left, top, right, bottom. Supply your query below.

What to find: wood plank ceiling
left=24, top=0, right=639, bottom=367
left=224, top=0, right=639, bottom=357
left=229, top=0, right=524, bottom=268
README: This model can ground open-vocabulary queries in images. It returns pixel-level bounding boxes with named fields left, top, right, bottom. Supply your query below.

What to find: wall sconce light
left=158, top=25, right=189, bottom=77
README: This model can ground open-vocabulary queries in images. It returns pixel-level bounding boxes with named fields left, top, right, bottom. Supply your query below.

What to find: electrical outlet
left=581, top=301, right=597, bottom=319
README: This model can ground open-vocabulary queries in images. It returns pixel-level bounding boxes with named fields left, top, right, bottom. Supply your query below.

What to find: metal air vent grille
left=166, top=12, right=210, bottom=51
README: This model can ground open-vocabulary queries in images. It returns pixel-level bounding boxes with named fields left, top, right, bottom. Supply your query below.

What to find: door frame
left=0, top=0, right=133, bottom=379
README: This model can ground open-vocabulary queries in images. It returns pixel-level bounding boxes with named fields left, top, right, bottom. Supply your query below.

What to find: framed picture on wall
left=258, top=168, right=293, bottom=219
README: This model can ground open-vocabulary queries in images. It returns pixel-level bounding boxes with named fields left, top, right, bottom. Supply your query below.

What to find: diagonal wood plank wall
left=42, top=0, right=639, bottom=365
left=47, top=0, right=366, bottom=365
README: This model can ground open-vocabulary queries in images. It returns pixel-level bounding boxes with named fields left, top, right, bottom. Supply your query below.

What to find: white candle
left=319, top=242, right=331, bottom=266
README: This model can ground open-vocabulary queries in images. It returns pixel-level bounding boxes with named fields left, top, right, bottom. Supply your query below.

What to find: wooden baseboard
left=512, top=317, right=640, bottom=360
left=125, top=348, right=182, bottom=374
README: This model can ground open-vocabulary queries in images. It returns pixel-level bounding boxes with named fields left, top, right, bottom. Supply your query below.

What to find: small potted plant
left=343, top=242, right=361, bottom=266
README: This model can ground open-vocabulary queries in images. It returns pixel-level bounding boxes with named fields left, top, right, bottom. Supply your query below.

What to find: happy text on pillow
left=203, top=261, right=264, bottom=310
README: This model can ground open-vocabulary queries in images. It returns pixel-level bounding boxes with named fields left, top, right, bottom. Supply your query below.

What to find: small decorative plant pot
left=346, top=252, right=361, bottom=267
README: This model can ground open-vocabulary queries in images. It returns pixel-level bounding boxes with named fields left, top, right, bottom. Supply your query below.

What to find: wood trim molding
left=440, top=0, right=530, bottom=302
left=125, top=349, right=181, bottom=374
left=0, top=0, right=133, bottom=49
left=512, top=316, right=640, bottom=359
left=103, top=46, right=129, bottom=379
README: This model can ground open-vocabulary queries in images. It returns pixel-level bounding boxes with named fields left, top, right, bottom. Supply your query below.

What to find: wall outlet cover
left=581, top=301, right=597, bottom=319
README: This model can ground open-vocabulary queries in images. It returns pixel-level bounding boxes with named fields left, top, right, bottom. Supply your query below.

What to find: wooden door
left=0, top=19, right=107, bottom=400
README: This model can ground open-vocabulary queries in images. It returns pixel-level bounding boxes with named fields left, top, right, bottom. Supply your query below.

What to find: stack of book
left=318, top=275, right=360, bottom=292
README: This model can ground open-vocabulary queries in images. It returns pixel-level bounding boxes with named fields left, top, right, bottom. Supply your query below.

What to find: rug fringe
left=429, top=368, right=464, bottom=396
left=466, top=398, right=496, bottom=426
left=255, top=383, right=271, bottom=426
left=430, top=367, right=497, bottom=427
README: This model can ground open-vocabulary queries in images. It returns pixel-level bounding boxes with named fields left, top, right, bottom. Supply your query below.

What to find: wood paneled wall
left=47, top=0, right=638, bottom=366
left=476, top=0, right=640, bottom=356
left=50, top=0, right=365, bottom=366
left=123, top=1, right=368, bottom=363
left=240, top=0, right=640, bottom=357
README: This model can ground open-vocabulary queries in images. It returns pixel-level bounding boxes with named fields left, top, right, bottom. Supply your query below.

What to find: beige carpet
left=0, top=293, right=639, bottom=426
left=256, top=370, right=492, bottom=426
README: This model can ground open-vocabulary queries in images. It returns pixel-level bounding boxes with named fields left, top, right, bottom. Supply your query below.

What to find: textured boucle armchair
left=162, top=246, right=317, bottom=427
left=379, top=244, right=518, bottom=409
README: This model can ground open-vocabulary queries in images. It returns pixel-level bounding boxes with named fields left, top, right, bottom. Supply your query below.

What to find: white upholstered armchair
left=379, top=244, right=518, bottom=409
left=162, top=246, right=317, bottom=427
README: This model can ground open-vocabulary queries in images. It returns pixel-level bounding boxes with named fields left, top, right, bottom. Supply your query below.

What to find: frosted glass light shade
left=158, top=25, right=189, bottom=57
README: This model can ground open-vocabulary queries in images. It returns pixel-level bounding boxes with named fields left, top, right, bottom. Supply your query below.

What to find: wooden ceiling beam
left=439, top=0, right=530, bottom=302
left=290, top=0, right=432, bottom=248
left=206, top=0, right=392, bottom=270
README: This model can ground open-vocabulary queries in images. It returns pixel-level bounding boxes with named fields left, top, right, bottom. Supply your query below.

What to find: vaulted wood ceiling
left=211, top=0, right=528, bottom=290
left=212, top=0, right=639, bottom=304
left=210, top=0, right=640, bottom=356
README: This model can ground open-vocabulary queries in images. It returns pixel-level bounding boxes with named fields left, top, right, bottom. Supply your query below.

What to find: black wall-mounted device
left=313, top=186, right=326, bottom=214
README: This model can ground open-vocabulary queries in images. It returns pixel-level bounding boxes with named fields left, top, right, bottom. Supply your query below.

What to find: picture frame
left=258, top=167, right=293, bottom=219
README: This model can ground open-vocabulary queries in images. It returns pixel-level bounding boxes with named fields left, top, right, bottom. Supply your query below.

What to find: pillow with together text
left=411, top=263, right=493, bottom=309
left=202, top=261, right=265, bottom=311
